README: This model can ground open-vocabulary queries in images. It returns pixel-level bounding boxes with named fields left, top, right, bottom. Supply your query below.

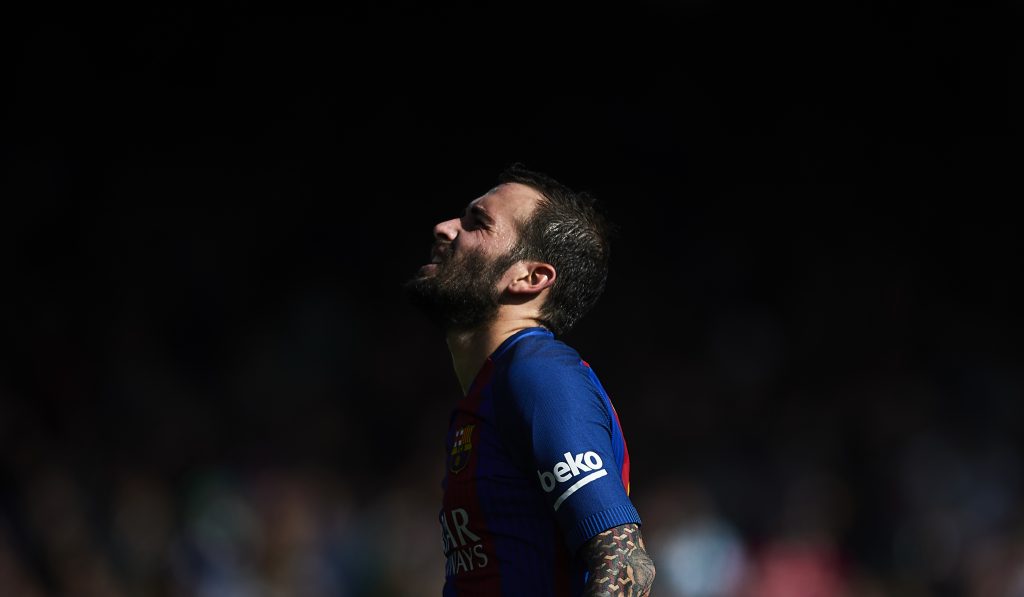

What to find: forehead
left=469, top=182, right=543, bottom=223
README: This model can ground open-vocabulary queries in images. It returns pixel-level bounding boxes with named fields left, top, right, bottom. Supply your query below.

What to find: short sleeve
left=504, top=354, right=641, bottom=555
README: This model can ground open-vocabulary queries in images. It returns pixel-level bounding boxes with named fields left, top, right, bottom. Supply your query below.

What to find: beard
left=404, top=245, right=516, bottom=332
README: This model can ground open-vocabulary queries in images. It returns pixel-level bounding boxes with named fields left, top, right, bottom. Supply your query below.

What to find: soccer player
left=406, top=164, right=655, bottom=596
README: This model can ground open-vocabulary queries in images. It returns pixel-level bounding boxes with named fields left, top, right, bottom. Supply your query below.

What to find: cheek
left=492, top=265, right=521, bottom=291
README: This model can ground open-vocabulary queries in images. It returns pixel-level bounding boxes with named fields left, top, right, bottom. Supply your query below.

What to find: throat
left=446, top=329, right=493, bottom=396
left=445, top=322, right=548, bottom=395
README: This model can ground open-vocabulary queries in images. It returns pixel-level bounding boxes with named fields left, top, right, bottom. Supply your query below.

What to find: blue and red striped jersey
left=440, top=327, right=641, bottom=596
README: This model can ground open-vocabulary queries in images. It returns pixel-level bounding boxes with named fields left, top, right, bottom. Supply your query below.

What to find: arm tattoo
left=581, top=523, right=655, bottom=596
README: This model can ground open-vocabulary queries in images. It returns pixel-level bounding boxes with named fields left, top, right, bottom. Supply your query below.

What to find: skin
left=580, top=523, right=655, bottom=596
left=418, top=182, right=655, bottom=595
left=416, top=182, right=557, bottom=395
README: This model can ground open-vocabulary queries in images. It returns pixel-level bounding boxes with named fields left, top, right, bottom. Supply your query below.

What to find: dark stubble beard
left=404, top=246, right=518, bottom=332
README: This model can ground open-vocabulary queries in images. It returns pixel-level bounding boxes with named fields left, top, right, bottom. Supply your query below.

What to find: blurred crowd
left=4, top=0, right=1018, bottom=593
left=2, top=153, right=1021, bottom=597
left=2, top=279, right=1021, bottom=597
left=0, top=463, right=444, bottom=597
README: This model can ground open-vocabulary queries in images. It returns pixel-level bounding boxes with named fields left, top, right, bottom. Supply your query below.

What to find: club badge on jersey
left=449, top=424, right=475, bottom=473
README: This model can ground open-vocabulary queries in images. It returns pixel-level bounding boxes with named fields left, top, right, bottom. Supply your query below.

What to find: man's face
left=405, top=183, right=542, bottom=331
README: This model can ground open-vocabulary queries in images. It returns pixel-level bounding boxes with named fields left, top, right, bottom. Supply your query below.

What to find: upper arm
left=580, top=523, right=655, bottom=596
left=502, top=355, right=641, bottom=553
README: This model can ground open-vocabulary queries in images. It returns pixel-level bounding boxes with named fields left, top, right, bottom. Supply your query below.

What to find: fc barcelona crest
left=449, top=424, right=475, bottom=473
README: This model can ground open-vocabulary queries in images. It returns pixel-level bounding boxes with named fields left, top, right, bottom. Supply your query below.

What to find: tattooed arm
left=581, top=523, right=655, bottom=596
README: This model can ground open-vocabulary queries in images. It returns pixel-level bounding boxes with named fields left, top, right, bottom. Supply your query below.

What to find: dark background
left=1, top=1, right=1021, bottom=596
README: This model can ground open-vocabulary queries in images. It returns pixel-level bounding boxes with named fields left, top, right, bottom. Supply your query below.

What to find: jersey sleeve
left=504, top=355, right=641, bottom=555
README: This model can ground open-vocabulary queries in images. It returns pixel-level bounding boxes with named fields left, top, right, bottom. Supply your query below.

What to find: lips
left=430, top=243, right=450, bottom=264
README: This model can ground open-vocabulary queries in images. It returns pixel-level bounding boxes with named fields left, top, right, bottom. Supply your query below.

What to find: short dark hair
left=499, top=163, right=612, bottom=335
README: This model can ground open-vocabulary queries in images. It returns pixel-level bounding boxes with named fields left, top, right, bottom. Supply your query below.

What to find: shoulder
left=503, top=332, right=584, bottom=376
left=495, top=333, right=605, bottom=415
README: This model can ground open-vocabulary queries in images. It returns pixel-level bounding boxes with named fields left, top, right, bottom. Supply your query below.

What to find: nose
left=433, top=217, right=460, bottom=242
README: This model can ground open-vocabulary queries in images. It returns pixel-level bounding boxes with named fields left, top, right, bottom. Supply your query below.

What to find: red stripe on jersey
left=580, top=359, right=631, bottom=493
left=443, top=358, right=503, bottom=596
left=609, top=403, right=631, bottom=494
left=459, top=358, right=494, bottom=411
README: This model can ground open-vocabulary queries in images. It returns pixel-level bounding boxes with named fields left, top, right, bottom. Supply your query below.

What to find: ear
left=506, top=261, right=557, bottom=295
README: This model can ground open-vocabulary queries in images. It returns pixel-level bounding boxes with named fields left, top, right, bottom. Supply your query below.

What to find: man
left=406, top=164, right=655, bottom=596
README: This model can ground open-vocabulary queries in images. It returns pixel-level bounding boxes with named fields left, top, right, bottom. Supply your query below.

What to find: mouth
left=416, top=244, right=449, bottom=275
left=430, top=244, right=449, bottom=265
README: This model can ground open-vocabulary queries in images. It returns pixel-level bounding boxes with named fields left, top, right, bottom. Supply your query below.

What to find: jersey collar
left=490, top=326, right=553, bottom=362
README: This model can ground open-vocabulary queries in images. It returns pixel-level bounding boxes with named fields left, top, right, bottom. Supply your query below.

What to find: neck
left=446, top=318, right=545, bottom=395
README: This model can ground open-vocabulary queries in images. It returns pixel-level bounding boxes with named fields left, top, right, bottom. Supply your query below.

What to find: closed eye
left=462, top=205, right=494, bottom=231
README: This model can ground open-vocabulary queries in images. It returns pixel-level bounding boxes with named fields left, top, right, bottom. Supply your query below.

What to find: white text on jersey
left=536, top=451, right=608, bottom=511
left=440, top=508, right=489, bottom=575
